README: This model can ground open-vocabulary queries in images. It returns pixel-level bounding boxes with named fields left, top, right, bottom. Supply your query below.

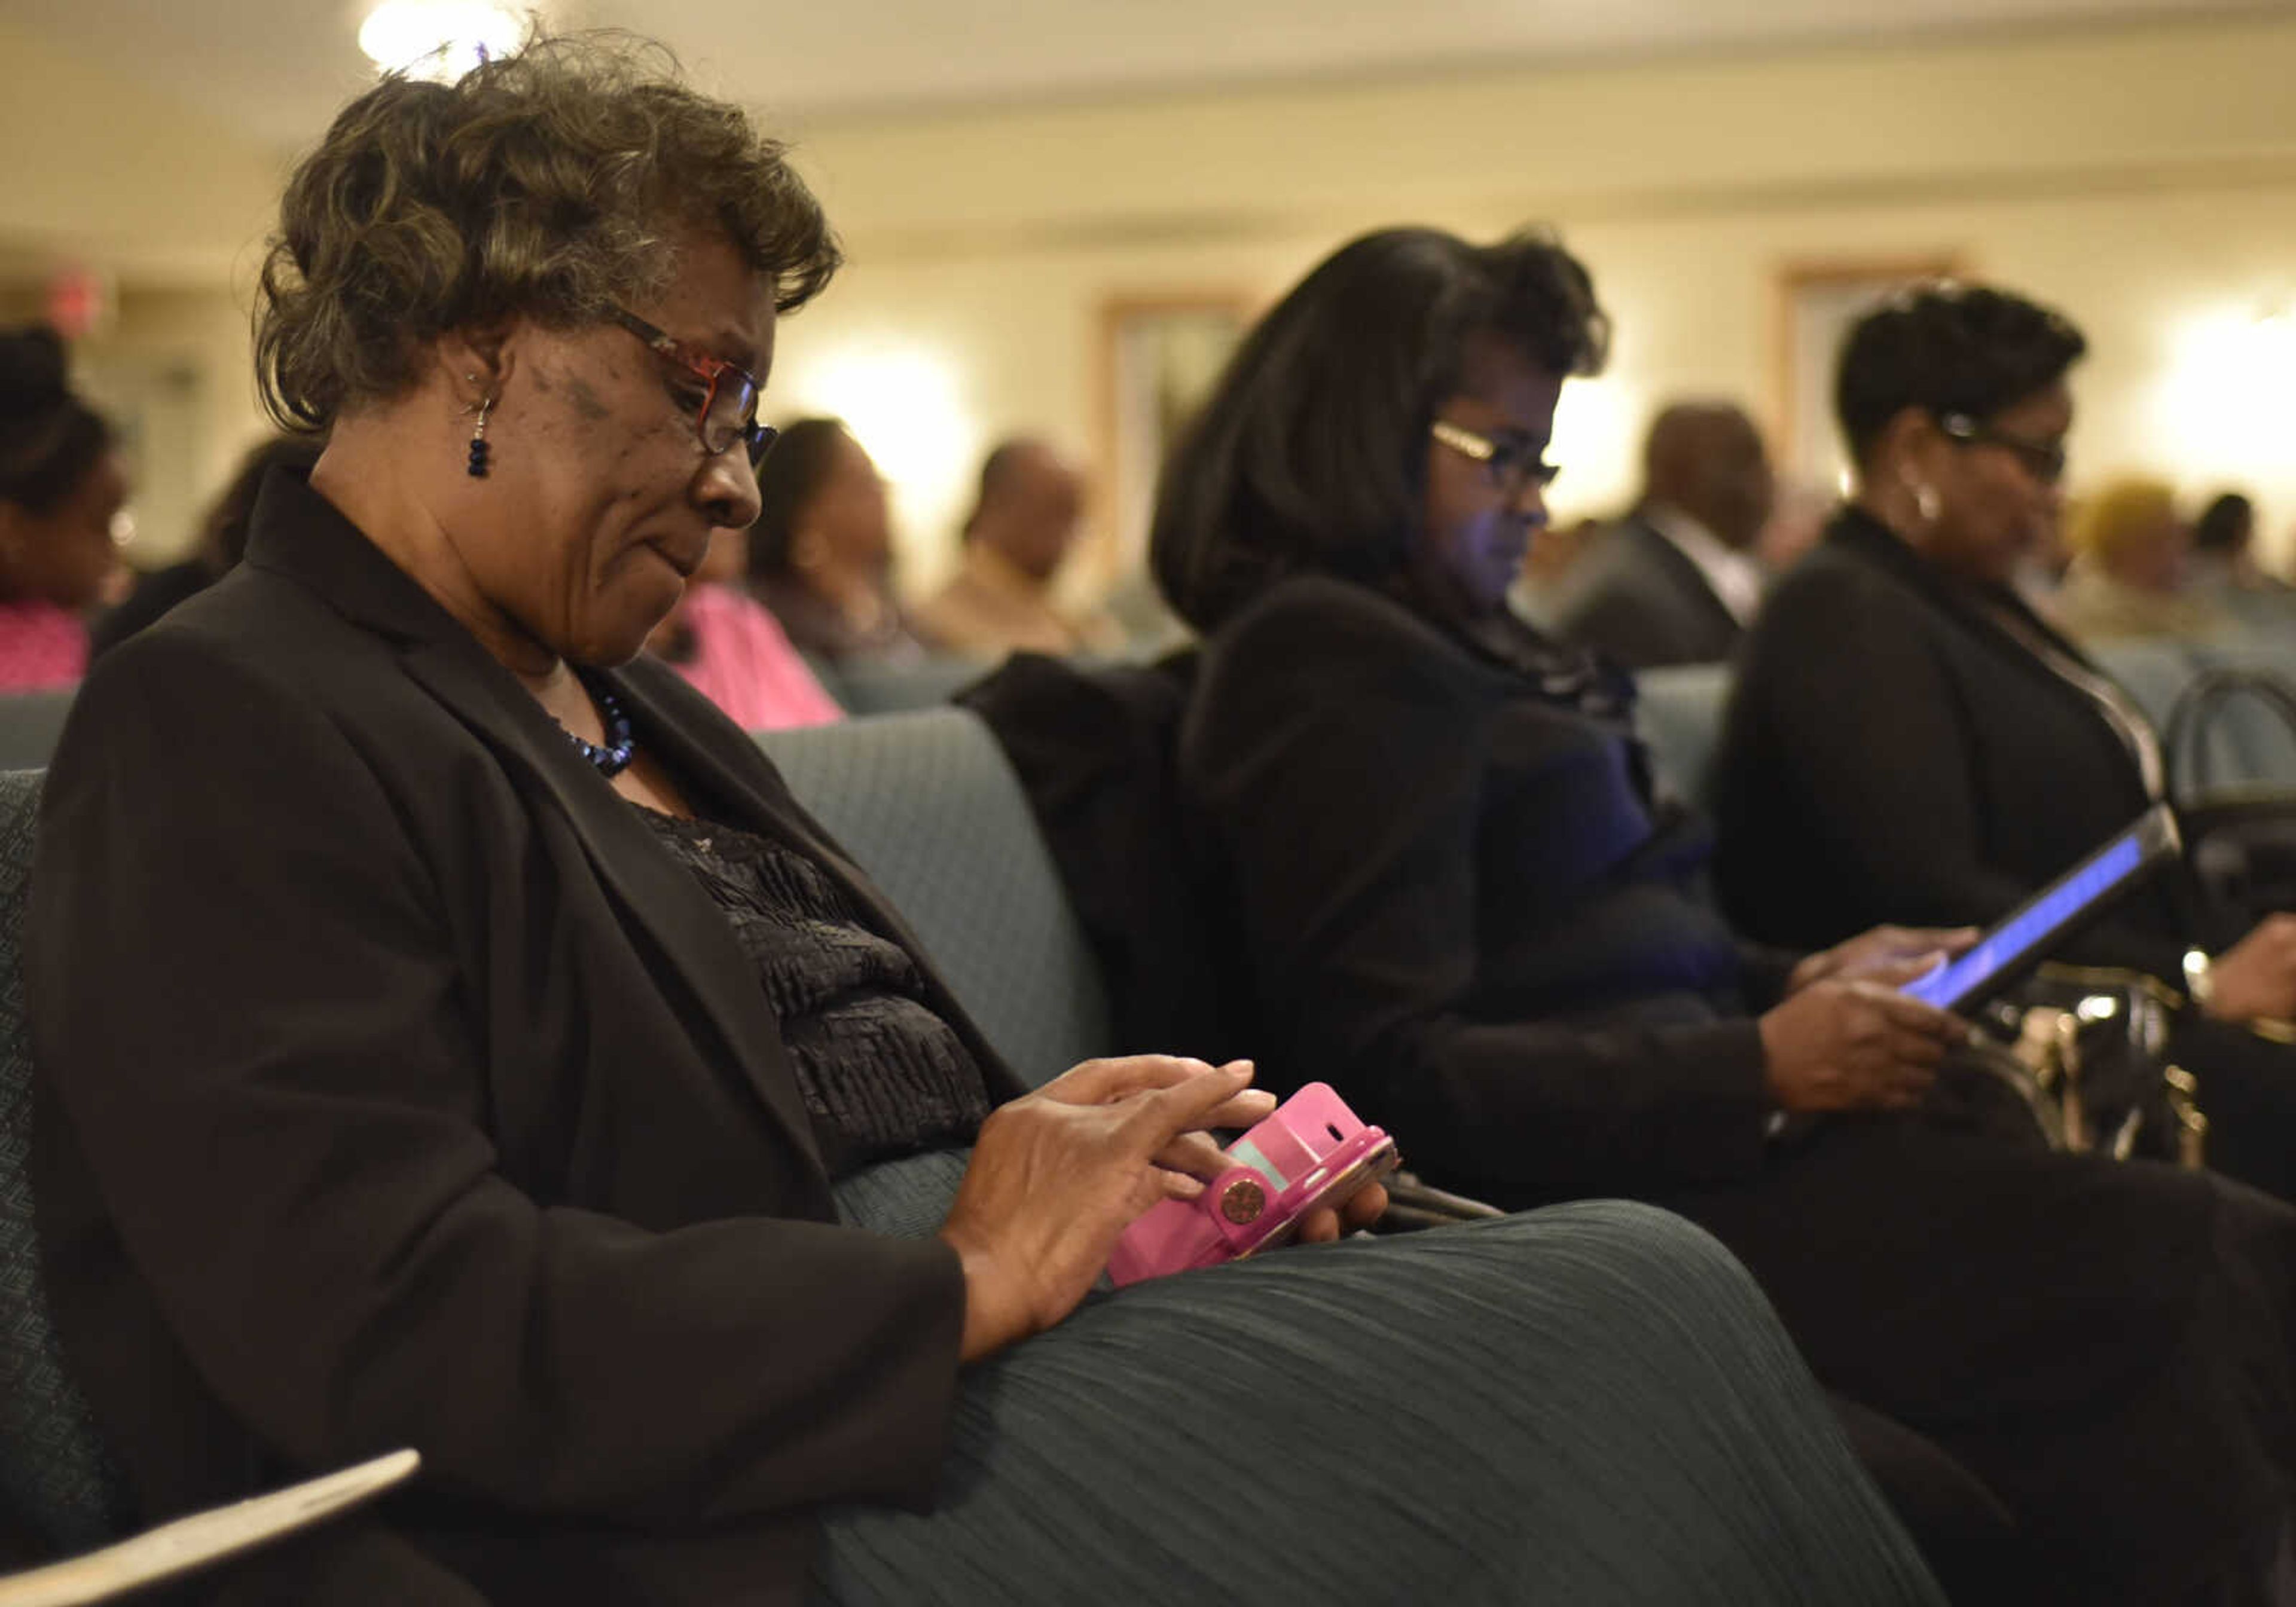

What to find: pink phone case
left=1106, top=1082, right=1400, bottom=1287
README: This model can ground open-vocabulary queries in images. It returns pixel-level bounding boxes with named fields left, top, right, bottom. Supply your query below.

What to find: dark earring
left=466, top=392, right=496, bottom=479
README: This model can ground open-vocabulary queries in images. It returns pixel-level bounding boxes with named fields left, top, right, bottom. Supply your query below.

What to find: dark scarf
left=1371, top=565, right=1637, bottom=727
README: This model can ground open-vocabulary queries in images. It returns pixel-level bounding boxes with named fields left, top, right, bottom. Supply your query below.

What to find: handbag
left=1947, top=964, right=2207, bottom=1166
left=2163, top=667, right=2296, bottom=928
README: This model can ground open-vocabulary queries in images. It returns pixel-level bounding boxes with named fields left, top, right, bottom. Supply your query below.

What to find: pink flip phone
left=1106, top=1082, right=1400, bottom=1287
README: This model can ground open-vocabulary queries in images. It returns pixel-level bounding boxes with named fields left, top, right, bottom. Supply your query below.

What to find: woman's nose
left=1509, top=480, right=1550, bottom=527
left=697, top=448, right=765, bottom=531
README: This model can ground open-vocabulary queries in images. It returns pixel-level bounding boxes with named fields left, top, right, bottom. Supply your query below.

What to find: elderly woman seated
left=23, top=36, right=1937, bottom=1607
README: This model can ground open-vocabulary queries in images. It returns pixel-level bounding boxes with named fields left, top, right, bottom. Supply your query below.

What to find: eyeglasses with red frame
left=607, top=307, right=778, bottom=468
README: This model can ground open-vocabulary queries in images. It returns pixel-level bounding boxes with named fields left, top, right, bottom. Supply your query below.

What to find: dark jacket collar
left=243, top=466, right=480, bottom=649
left=241, top=468, right=1024, bottom=1159
left=1824, top=502, right=2099, bottom=672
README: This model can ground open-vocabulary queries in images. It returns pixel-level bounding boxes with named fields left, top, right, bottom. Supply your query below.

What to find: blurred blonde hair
left=2068, top=476, right=2179, bottom=563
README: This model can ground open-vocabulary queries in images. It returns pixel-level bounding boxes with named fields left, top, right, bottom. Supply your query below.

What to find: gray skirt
left=819, top=1152, right=1940, bottom=1606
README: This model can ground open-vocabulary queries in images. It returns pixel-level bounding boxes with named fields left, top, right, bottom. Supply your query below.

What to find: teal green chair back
left=761, top=710, right=1113, bottom=1087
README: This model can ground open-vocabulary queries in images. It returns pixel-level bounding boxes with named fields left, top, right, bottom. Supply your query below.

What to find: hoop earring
left=466, top=393, right=496, bottom=479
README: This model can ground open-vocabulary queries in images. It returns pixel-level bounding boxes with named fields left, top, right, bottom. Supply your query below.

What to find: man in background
left=918, top=437, right=1121, bottom=659
left=2188, top=491, right=2294, bottom=627
left=1554, top=401, right=1775, bottom=668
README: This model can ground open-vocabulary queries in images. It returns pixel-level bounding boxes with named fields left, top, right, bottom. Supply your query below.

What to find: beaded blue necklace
left=563, top=679, right=637, bottom=778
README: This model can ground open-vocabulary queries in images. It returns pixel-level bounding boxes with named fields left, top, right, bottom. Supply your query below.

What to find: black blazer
left=1710, top=506, right=2204, bottom=979
left=1179, top=573, right=1776, bottom=1209
left=29, top=470, right=1023, bottom=1603
left=1553, top=515, right=1747, bottom=670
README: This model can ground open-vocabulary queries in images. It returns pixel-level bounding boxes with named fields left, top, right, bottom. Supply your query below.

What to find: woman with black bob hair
left=1162, top=229, right=2296, bottom=1604
left=25, top=42, right=1940, bottom=1605
left=1711, top=283, right=2296, bottom=1203
left=1154, top=228, right=1606, bottom=631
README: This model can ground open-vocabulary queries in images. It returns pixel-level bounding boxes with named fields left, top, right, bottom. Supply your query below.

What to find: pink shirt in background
left=0, top=600, right=87, bottom=693
left=667, top=582, right=844, bottom=732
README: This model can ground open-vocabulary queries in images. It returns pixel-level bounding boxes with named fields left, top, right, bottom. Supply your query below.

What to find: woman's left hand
left=1789, top=924, right=1979, bottom=994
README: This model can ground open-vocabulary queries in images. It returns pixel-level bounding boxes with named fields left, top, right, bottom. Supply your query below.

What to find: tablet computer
left=1902, top=804, right=2182, bottom=1015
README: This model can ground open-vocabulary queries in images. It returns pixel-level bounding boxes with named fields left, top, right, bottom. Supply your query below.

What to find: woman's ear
left=1871, top=407, right=1951, bottom=496
left=435, top=322, right=518, bottom=411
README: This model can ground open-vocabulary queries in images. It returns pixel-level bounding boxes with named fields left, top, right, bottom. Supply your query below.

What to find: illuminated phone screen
left=1902, top=811, right=2170, bottom=1013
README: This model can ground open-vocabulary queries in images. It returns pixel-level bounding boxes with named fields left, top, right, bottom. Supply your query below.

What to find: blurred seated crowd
left=9, top=331, right=2283, bottom=723
left=7, top=29, right=2296, bottom=1607
left=1, top=360, right=1136, bottom=720
left=1521, top=401, right=2291, bottom=674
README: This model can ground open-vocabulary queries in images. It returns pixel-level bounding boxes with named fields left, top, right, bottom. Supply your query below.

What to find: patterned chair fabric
left=0, top=770, right=127, bottom=1554
left=761, top=710, right=1113, bottom=1088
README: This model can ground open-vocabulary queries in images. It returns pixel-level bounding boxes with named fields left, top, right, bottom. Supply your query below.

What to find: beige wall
left=0, top=21, right=283, bottom=283
left=0, top=20, right=285, bottom=560
left=75, top=288, right=273, bottom=564
left=770, top=14, right=2296, bottom=592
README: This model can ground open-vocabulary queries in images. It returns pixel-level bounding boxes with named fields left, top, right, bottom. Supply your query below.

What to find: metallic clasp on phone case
left=1219, top=1177, right=1267, bottom=1225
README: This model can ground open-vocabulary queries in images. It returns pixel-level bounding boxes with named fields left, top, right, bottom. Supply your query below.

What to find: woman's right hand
left=1758, top=964, right=1963, bottom=1114
left=938, top=1057, right=1277, bottom=1363
left=2200, top=915, right=2296, bottom=1024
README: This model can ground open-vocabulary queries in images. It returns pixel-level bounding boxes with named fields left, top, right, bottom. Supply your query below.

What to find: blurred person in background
left=2189, top=491, right=2294, bottom=623
left=0, top=324, right=124, bottom=691
left=1552, top=399, right=1774, bottom=668
left=90, top=432, right=322, bottom=660
left=2054, top=475, right=2228, bottom=641
left=916, top=437, right=1122, bottom=660
left=646, top=521, right=842, bottom=730
left=748, top=416, right=934, bottom=665
left=1715, top=282, right=2296, bottom=1203
left=1754, top=475, right=1832, bottom=575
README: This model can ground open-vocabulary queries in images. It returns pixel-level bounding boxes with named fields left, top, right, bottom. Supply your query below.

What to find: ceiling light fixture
left=359, top=1, right=527, bottom=83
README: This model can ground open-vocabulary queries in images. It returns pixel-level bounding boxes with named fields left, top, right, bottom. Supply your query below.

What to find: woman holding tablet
left=1711, top=283, right=2296, bottom=1200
